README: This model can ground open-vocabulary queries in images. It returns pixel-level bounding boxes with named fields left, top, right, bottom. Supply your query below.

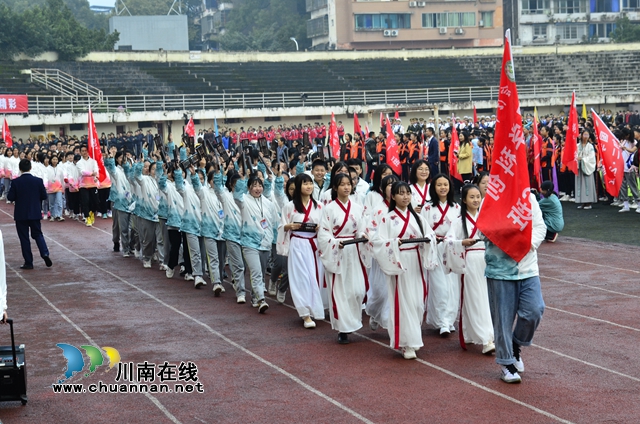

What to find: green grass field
left=558, top=200, right=640, bottom=246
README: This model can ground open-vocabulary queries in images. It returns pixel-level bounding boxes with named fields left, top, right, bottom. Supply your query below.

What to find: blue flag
left=214, top=118, right=219, bottom=137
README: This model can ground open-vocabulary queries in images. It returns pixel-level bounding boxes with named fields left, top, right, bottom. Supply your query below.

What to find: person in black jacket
left=6, top=159, right=52, bottom=270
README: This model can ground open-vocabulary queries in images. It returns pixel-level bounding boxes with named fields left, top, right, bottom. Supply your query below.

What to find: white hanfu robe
left=410, top=182, right=430, bottom=209
left=422, top=201, right=461, bottom=331
left=372, top=208, right=437, bottom=350
left=277, top=200, right=326, bottom=319
left=318, top=199, right=370, bottom=333
left=443, top=212, right=494, bottom=348
left=364, top=197, right=391, bottom=329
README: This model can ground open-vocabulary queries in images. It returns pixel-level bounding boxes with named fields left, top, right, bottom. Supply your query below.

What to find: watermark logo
left=56, top=344, right=120, bottom=383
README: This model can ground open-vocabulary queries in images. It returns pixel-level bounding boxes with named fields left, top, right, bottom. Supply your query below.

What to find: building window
left=521, top=0, right=550, bottom=14
left=623, top=0, right=640, bottom=10
left=589, top=23, right=616, bottom=37
left=355, top=14, right=412, bottom=30
left=480, top=11, right=493, bottom=27
left=592, top=0, right=620, bottom=12
left=533, top=24, right=548, bottom=40
left=562, top=25, right=580, bottom=39
left=307, top=15, right=329, bottom=37
left=422, top=12, right=476, bottom=28
left=556, top=0, right=587, bottom=13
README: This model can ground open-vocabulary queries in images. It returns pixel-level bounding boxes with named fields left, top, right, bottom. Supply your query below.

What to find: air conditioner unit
left=390, top=30, right=399, bottom=36
left=455, top=28, right=465, bottom=34
left=383, top=29, right=392, bottom=36
left=439, top=27, right=447, bottom=34
left=409, top=1, right=417, bottom=6
left=479, top=20, right=484, bottom=27
left=417, top=1, right=426, bottom=6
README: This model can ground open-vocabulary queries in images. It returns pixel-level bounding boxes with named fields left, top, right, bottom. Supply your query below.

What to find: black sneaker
left=338, top=333, right=350, bottom=344
left=113, top=242, right=120, bottom=252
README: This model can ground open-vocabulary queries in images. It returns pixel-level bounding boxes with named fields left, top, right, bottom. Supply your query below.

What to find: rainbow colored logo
left=56, top=344, right=120, bottom=383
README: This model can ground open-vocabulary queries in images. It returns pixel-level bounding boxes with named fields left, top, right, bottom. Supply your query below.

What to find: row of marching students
left=104, top=143, right=495, bottom=359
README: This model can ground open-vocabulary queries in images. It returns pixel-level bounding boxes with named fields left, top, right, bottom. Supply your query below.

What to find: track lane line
left=539, top=253, right=640, bottom=275
left=541, top=275, right=640, bottom=299
left=544, top=306, right=640, bottom=332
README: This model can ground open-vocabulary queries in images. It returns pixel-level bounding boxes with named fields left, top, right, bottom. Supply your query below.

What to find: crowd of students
left=3, top=105, right=639, bottom=385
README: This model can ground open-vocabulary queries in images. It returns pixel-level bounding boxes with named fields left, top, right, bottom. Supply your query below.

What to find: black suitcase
left=0, top=319, right=27, bottom=405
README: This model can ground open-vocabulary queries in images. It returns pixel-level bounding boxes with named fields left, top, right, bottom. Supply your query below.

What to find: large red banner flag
left=329, top=112, right=340, bottom=160
left=532, top=108, right=542, bottom=189
left=473, top=105, right=478, bottom=125
left=591, top=109, right=624, bottom=197
left=385, top=115, right=402, bottom=176
left=185, top=117, right=195, bottom=138
left=476, top=30, right=532, bottom=263
left=353, top=112, right=364, bottom=139
left=448, top=119, right=462, bottom=182
left=2, top=118, right=12, bottom=148
left=88, top=108, right=107, bottom=183
left=562, top=91, right=579, bottom=174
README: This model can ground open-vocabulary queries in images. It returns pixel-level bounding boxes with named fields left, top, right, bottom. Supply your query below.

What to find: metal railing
left=30, top=68, right=103, bottom=102
left=25, top=80, right=639, bottom=115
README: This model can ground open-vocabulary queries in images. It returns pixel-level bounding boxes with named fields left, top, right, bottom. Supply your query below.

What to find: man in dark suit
left=6, top=159, right=52, bottom=270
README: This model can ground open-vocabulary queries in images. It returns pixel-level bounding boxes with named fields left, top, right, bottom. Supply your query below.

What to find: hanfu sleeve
left=417, top=214, right=439, bottom=271
left=318, top=206, right=343, bottom=274
left=442, top=218, right=466, bottom=275
left=371, top=215, right=405, bottom=276
left=276, top=201, right=294, bottom=256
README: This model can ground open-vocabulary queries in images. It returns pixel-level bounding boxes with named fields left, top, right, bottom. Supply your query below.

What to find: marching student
left=277, top=173, right=325, bottom=329
left=537, top=180, right=564, bottom=243
left=364, top=174, right=398, bottom=332
left=175, top=151, right=205, bottom=288
left=270, top=174, right=294, bottom=304
left=372, top=181, right=437, bottom=359
left=63, top=152, right=81, bottom=220
left=318, top=173, right=370, bottom=344
left=156, top=156, right=185, bottom=279
left=409, top=159, right=431, bottom=214
left=363, top=163, right=394, bottom=219
left=234, top=171, right=278, bottom=313
left=76, top=144, right=100, bottom=226
left=311, top=159, right=329, bottom=201
left=318, top=161, right=349, bottom=205
left=422, top=173, right=460, bottom=336
left=132, top=157, right=160, bottom=270
left=444, top=184, right=495, bottom=354
left=213, top=164, right=247, bottom=304
left=45, top=154, right=65, bottom=222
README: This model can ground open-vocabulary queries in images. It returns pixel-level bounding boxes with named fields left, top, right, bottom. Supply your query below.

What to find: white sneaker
left=630, top=202, right=638, bottom=209
left=276, top=290, right=286, bottom=304
left=123, top=252, right=131, bottom=258
left=303, top=317, right=316, bottom=328
left=194, top=276, right=206, bottom=289
left=107, top=210, right=112, bottom=218
left=636, top=208, right=640, bottom=214
left=500, top=365, right=522, bottom=383
left=267, top=281, right=277, bottom=296
left=184, top=273, right=195, bottom=281
left=402, top=347, right=417, bottom=360
left=514, top=357, right=525, bottom=373
left=258, top=300, right=269, bottom=314
left=237, top=295, right=246, bottom=304
left=165, top=267, right=175, bottom=278
left=369, top=317, right=379, bottom=331
left=251, top=297, right=259, bottom=308
left=49, top=217, right=55, bottom=222
left=212, top=283, right=223, bottom=297
left=612, top=201, right=622, bottom=207
left=559, top=194, right=570, bottom=201
left=439, top=327, right=451, bottom=336
left=96, top=212, right=102, bottom=218
left=619, top=207, right=630, bottom=213
left=143, top=260, right=151, bottom=268
left=482, top=342, right=496, bottom=355
left=159, top=264, right=167, bottom=271
left=134, top=250, right=141, bottom=258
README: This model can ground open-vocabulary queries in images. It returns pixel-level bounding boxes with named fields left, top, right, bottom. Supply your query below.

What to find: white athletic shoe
left=482, top=342, right=496, bottom=355
left=369, top=317, right=379, bottom=331
left=303, top=317, right=316, bottom=328
left=107, top=210, right=112, bottom=218
left=500, top=365, right=522, bottom=383
left=514, top=357, right=525, bottom=373
left=123, top=252, right=131, bottom=258
left=276, top=290, right=286, bottom=304
left=258, top=300, right=269, bottom=314
left=194, top=276, right=206, bottom=289
left=236, top=295, right=246, bottom=304
left=402, top=347, right=417, bottom=360
left=165, top=267, right=175, bottom=278
left=143, top=260, right=151, bottom=269
left=159, top=264, right=167, bottom=271
left=630, top=202, right=638, bottom=209
left=212, top=283, right=223, bottom=297
left=184, top=273, right=195, bottom=281
left=267, top=281, right=277, bottom=296
left=134, top=250, right=141, bottom=258
left=96, top=212, right=102, bottom=218
left=619, top=206, right=630, bottom=213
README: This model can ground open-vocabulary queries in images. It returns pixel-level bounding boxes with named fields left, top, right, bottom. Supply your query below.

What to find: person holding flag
left=476, top=30, right=547, bottom=384
left=575, top=130, right=597, bottom=209
left=76, top=144, right=100, bottom=226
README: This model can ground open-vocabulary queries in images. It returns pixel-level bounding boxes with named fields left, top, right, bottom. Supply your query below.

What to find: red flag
left=365, top=124, right=370, bottom=138
left=88, top=108, right=107, bottom=183
left=448, top=119, right=462, bottom=182
left=185, top=116, right=195, bottom=138
left=2, top=118, right=12, bottom=148
left=380, top=112, right=384, bottom=128
left=532, top=111, right=542, bottom=189
left=385, top=116, right=402, bottom=176
left=329, top=112, right=340, bottom=160
left=562, top=92, right=579, bottom=174
left=394, top=111, right=399, bottom=120
left=473, top=105, right=478, bottom=126
left=592, top=109, right=624, bottom=197
left=476, top=30, right=532, bottom=263
left=353, top=112, right=363, bottom=139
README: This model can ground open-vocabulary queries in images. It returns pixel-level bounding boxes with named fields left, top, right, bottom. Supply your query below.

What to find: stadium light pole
left=290, top=37, right=299, bottom=51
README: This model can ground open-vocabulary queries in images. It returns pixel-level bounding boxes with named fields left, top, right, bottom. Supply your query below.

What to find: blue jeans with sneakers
left=487, top=276, right=545, bottom=366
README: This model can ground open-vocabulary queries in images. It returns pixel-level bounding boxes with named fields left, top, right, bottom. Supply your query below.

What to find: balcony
left=306, top=0, right=328, bottom=12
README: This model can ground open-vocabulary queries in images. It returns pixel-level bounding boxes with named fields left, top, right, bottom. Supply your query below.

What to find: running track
left=0, top=203, right=638, bottom=423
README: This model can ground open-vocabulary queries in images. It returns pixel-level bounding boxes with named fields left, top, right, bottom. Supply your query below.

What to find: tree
left=220, top=0, right=309, bottom=51
left=611, top=16, right=640, bottom=43
left=0, top=0, right=108, bottom=30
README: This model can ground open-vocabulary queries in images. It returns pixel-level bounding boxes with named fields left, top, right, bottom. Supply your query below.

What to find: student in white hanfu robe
left=277, top=173, right=325, bottom=329
left=422, top=174, right=461, bottom=336
left=364, top=174, right=399, bottom=331
left=443, top=184, right=495, bottom=354
left=409, top=159, right=431, bottom=215
left=318, top=173, right=370, bottom=344
left=372, top=182, right=437, bottom=360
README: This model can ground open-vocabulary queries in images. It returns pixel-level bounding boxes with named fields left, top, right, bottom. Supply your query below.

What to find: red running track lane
left=0, top=206, right=638, bottom=423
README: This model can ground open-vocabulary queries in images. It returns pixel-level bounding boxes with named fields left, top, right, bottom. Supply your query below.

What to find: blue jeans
left=487, top=276, right=545, bottom=366
left=48, top=192, right=63, bottom=218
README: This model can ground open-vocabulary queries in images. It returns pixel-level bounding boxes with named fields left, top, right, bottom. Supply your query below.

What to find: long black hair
left=330, top=173, right=352, bottom=201
left=285, top=178, right=296, bottom=201
left=428, top=173, right=455, bottom=206
left=380, top=175, right=399, bottom=202
left=388, top=181, right=424, bottom=236
left=459, top=184, right=480, bottom=239
left=225, top=170, right=241, bottom=192
left=292, top=173, right=317, bottom=213
left=371, top=163, right=393, bottom=195
left=409, top=159, right=431, bottom=185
